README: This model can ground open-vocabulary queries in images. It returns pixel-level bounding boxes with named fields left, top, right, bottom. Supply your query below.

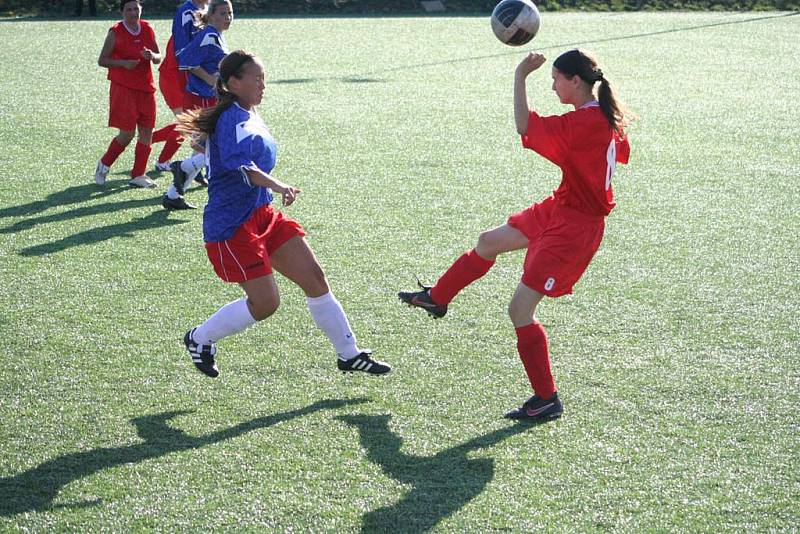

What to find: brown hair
left=553, top=49, right=632, bottom=137
left=177, top=50, right=257, bottom=136
left=195, top=0, right=231, bottom=28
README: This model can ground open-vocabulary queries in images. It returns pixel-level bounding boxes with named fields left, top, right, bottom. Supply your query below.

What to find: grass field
left=1, top=10, right=798, bottom=532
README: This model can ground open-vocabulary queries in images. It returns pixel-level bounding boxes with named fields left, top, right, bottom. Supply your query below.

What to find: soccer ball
left=490, top=0, right=541, bottom=46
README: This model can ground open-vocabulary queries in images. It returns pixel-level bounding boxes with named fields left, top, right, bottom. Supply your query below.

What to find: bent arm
left=244, top=168, right=301, bottom=207
left=514, top=69, right=530, bottom=135
left=514, top=52, right=547, bottom=135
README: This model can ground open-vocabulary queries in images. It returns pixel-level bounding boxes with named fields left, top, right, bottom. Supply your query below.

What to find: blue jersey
left=179, top=26, right=228, bottom=98
left=172, top=0, right=202, bottom=56
left=203, top=103, right=276, bottom=243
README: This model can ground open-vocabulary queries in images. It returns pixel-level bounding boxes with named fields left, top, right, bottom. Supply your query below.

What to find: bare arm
left=514, top=52, right=547, bottom=135
left=244, top=168, right=302, bottom=207
left=98, top=30, right=138, bottom=70
left=141, top=40, right=162, bottom=65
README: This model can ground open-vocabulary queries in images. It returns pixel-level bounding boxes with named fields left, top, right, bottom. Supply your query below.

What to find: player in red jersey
left=399, top=49, right=632, bottom=421
left=150, top=0, right=210, bottom=173
left=94, top=0, right=161, bottom=189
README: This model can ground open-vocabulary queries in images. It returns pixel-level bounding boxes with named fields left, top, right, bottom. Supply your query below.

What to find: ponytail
left=553, top=48, right=633, bottom=137
left=194, top=0, right=230, bottom=28
left=176, top=50, right=257, bottom=137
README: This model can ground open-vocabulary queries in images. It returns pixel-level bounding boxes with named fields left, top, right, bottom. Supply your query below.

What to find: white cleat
left=154, top=161, right=171, bottom=172
left=128, top=175, right=157, bottom=189
left=94, top=160, right=110, bottom=185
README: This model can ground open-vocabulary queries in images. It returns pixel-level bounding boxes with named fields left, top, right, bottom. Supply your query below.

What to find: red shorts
left=507, top=196, right=605, bottom=297
left=205, top=205, right=307, bottom=283
left=158, top=55, right=188, bottom=110
left=108, top=82, right=156, bottom=130
left=183, top=92, right=217, bottom=112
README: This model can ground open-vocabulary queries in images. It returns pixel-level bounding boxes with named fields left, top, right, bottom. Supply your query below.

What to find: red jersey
left=521, top=103, right=631, bottom=216
left=107, top=20, right=157, bottom=93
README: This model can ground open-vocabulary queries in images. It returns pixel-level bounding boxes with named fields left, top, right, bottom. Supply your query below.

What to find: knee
left=508, top=297, right=534, bottom=326
left=248, top=293, right=280, bottom=321
left=303, top=263, right=330, bottom=298
left=476, top=230, right=498, bottom=259
left=116, top=132, right=134, bottom=146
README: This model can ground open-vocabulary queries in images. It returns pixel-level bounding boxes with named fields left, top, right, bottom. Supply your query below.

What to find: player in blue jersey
left=163, top=0, right=231, bottom=210
left=151, top=0, right=208, bottom=173
left=175, top=50, right=392, bottom=377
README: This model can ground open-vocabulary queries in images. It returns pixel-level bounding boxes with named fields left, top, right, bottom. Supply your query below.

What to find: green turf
left=0, top=11, right=798, bottom=531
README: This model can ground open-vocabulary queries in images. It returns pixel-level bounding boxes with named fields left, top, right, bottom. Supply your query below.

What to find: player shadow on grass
left=0, top=181, right=130, bottom=220
left=17, top=207, right=188, bottom=256
left=0, top=398, right=368, bottom=517
left=337, top=414, right=544, bottom=533
left=0, top=178, right=188, bottom=257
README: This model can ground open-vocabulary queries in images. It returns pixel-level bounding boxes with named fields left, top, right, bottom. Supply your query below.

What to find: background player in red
left=176, top=50, right=391, bottom=378
left=94, top=0, right=161, bottom=189
left=150, top=0, right=209, bottom=173
left=163, top=0, right=232, bottom=210
left=399, top=49, right=632, bottom=421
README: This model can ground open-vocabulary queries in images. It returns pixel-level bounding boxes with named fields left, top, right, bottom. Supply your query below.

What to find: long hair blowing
left=176, top=50, right=256, bottom=137
left=553, top=49, right=632, bottom=137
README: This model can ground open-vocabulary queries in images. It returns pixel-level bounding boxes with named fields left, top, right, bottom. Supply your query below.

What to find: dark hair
left=553, top=49, right=631, bottom=137
left=177, top=50, right=257, bottom=137
left=119, top=0, right=140, bottom=11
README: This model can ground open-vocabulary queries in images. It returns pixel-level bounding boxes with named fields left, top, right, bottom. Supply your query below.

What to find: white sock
left=166, top=184, right=180, bottom=200
left=183, top=171, right=200, bottom=193
left=181, top=153, right=205, bottom=174
left=306, top=292, right=360, bottom=359
left=193, top=298, right=256, bottom=345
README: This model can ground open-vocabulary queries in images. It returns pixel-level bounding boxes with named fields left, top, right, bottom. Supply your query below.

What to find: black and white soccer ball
left=490, top=0, right=541, bottom=46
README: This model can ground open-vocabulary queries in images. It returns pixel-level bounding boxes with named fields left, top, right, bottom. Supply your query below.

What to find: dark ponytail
left=553, top=49, right=632, bottom=137
left=177, top=50, right=257, bottom=137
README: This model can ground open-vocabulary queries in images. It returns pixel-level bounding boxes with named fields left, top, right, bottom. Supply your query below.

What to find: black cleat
left=170, top=160, right=188, bottom=195
left=504, top=392, right=563, bottom=421
left=194, top=172, right=209, bottom=188
left=162, top=193, right=196, bottom=210
left=337, top=350, right=391, bottom=375
left=398, top=282, right=447, bottom=319
left=184, top=329, right=219, bottom=378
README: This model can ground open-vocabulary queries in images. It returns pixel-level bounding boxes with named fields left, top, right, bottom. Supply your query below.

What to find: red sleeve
left=615, top=134, right=631, bottom=164
left=520, top=111, right=571, bottom=166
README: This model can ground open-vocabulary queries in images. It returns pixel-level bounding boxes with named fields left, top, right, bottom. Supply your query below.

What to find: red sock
left=151, top=123, right=176, bottom=144
left=131, top=142, right=152, bottom=178
left=515, top=322, right=556, bottom=400
left=100, top=137, right=126, bottom=167
left=157, top=129, right=184, bottom=164
left=429, top=249, right=494, bottom=305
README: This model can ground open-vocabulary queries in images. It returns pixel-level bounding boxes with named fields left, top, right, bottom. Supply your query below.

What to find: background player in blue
left=176, top=50, right=392, bottom=377
left=163, top=0, right=232, bottom=210
left=151, top=0, right=208, bottom=172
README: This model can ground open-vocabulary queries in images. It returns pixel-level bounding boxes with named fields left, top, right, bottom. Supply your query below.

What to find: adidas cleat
left=184, top=328, right=219, bottom=378
left=162, top=193, right=196, bottom=210
left=504, top=392, right=563, bottom=421
left=337, top=350, right=391, bottom=375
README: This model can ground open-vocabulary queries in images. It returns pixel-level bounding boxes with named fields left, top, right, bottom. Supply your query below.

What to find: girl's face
left=209, top=2, right=233, bottom=32
left=121, top=1, right=141, bottom=25
left=551, top=68, right=576, bottom=105
left=230, top=60, right=266, bottom=110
